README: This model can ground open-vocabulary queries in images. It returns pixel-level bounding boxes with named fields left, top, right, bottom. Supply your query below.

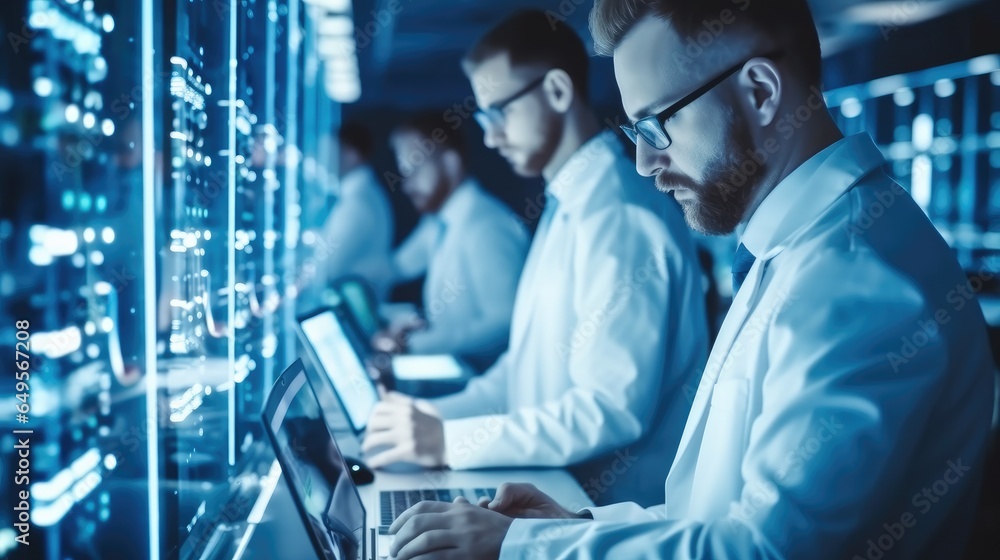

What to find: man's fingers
left=452, top=496, right=470, bottom=505
left=383, top=391, right=411, bottom=404
left=366, top=404, right=396, bottom=425
left=365, top=441, right=416, bottom=469
left=360, top=429, right=402, bottom=454
left=392, top=529, right=456, bottom=560
left=366, top=409, right=404, bottom=431
left=489, top=482, right=529, bottom=509
left=364, top=414, right=393, bottom=433
left=389, top=502, right=454, bottom=535
left=370, top=400, right=408, bottom=419
left=476, top=497, right=491, bottom=508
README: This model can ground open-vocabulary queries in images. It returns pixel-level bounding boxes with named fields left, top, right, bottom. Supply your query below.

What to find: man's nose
left=482, top=122, right=504, bottom=149
left=635, top=138, right=666, bottom=178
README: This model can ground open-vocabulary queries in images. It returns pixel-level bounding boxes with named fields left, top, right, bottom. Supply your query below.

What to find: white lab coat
left=317, top=166, right=394, bottom=298
left=433, top=133, right=708, bottom=507
left=499, top=134, right=996, bottom=558
left=391, top=179, right=528, bottom=366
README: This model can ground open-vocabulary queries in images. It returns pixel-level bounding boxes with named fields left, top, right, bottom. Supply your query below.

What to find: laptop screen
left=266, top=367, right=366, bottom=559
left=299, top=309, right=379, bottom=432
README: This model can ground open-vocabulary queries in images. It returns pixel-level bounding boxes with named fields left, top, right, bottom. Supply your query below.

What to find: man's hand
left=362, top=392, right=446, bottom=469
left=478, top=482, right=582, bottom=520
left=371, top=328, right=407, bottom=353
left=389, top=500, right=512, bottom=560
left=372, top=316, right=427, bottom=354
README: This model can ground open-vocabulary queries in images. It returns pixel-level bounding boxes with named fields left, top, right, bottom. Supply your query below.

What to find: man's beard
left=656, top=114, right=764, bottom=236
left=515, top=110, right=563, bottom=177
left=422, top=174, right=454, bottom=213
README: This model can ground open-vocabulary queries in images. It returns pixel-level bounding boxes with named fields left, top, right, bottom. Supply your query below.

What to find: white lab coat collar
left=740, top=133, right=884, bottom=262
left=338, top=164, right=379, bottom=197
left=546, top=130, right=622, bottom=208
left=437, top=178, right=481, bottom=227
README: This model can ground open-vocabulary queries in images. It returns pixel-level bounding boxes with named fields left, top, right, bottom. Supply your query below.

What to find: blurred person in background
left=376, top=110, right=529, bottom=371
left=309, top=121, right=395, bottom=299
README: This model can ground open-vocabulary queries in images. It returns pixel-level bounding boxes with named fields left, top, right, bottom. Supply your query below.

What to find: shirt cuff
left=499, top=518, right=591, bottom=560
left=582, top=501, right=660, bottom=522
left=430, top=392, right=475, bottom=420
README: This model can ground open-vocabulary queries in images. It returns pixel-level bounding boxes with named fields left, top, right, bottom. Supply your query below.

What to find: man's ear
left=542, top=69, right=575, bottom=114
left=738, top=58, right=782, bottom=128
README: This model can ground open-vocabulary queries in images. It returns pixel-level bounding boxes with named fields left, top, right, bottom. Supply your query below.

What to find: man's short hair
left=589, top=0, right=823, bottom=88
left=391, top=111, right=466, bottom=161
left=337, top=121, right=374, bottom=161
left=463, top=9, right=590, bottom=102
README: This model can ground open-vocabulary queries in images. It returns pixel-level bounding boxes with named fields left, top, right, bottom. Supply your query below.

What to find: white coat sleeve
left=430, top=350, right=512, bottom=420
left=389, top=219, right=434, bottom=283
left=406, top=221, right=528, bottom=356
left=317, top=193, right=374, bottom=281
left=442, top=206, right=670, bottom=469
left=497, top=248, right=957, bottom=560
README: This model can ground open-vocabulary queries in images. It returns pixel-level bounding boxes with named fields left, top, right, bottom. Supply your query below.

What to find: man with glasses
left=384, top=1, right=996, bottom=559
left=361, top=9, right=708, bottom=510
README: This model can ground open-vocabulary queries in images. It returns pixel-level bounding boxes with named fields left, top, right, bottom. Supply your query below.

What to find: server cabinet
left=0, top=1, right=336, bottom=558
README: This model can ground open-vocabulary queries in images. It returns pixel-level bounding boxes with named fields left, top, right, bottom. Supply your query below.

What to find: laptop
left=261, top=359, right=369, bottom=559
left=295, top=305, right=466, bottom=434
left=262, top=360, right=495, bottom=559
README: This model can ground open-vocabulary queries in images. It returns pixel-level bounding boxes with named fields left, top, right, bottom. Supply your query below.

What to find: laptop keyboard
left=378, top=488, right=496, bottom=533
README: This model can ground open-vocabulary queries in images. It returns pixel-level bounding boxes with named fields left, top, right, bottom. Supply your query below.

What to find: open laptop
left=262, top=359, right=495, bottom=559
left=295, top=305, right=466, bottom=434
left=261, top=358, right=369, bottom=559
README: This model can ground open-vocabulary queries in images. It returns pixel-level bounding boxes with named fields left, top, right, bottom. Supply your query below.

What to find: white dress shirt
left=317, top=165, right=394, bottom=298
left=432, top=133, right=708, bottom=507
left=391, top=179, right=528, bottom=366
left=499, top=133, right=996, bottom=559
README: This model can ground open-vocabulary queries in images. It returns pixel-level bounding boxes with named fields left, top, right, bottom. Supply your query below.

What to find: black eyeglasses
left=621, top=51, right=783, bottom=150
left=474, top=74, right=548, bottom=131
